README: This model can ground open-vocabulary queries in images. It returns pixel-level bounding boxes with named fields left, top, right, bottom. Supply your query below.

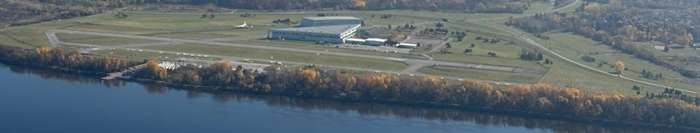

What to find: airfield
left=1, top=0, right=699, bottom=95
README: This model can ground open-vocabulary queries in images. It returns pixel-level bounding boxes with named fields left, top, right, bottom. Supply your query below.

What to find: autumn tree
left=621, top=25, right=640, bottom=41
left=35, top=47, right=51, bottom=61
left=674, top=33, right=694, bottom=47
left=615, top=60, right=625, bottom=75
left=583, top=3, right=604, bottom=15
left=354, top=0, right=366, bottom=8
left=145, top=58, right=168, bottom=79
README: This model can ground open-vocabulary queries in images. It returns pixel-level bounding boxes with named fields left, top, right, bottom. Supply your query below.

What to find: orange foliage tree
left=145, top=58, right=167, bottom=80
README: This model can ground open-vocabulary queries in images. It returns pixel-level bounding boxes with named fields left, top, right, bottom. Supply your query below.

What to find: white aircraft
left=235, top=21, right=251, bottom=29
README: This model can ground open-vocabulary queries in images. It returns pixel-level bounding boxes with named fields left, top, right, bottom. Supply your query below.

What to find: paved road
left=45, top=32, right=61, bottom=47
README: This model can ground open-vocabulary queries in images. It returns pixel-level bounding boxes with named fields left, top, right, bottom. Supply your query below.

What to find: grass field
left=535, top=32, right=699, bottom=93
left=93, top=49, right=219, bottom=62
left=0, top=21, right=81, bottom=48
left=141, top=43, right=408, bottom=71
left=56, top=33, right=162, bottom=46
left=419, top=65, right=543, bottom=83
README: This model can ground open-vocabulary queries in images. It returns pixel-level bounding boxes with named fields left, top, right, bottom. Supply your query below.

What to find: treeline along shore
left=0, top=45, right=699, bottom=131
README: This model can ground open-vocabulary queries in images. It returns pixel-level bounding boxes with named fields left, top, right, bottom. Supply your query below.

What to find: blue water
left=0, top=64, right=683, bottom=133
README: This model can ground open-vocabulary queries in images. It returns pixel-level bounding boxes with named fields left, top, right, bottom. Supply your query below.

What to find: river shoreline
left=0, top=61, right=694, bottom=132
left=123, top=77, right=699, bottom=132
left=0, top=44, right=698, bottom=132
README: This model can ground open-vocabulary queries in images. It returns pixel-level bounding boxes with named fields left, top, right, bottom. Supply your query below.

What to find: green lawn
left=419, top=65, right=543, bottom=83
left=0, top=20, right=81, bottom=48
left=57, top=33, right=162, bottom=46
left=93, top=49, right=219, bottom=62
left=427, top=29, right=545, bottom=72
left=0, top=32, right=35, bottom=48
left=228, top=39, right=428, bottom=59
left=536, top=32, right=699, bottom=94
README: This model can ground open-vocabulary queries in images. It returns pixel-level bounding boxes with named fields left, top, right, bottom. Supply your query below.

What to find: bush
left=581, top=55, right=596, bottom=62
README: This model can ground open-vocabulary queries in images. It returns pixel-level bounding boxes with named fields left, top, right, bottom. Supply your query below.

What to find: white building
left=269, top=24, right=360, bottom=44
left=268, top=16, right=363, bottom=44
left=396, top=43, right=418, bottom=49
left=345, top=38, right=366, bottom=44
left=366, top=38, right=388, bottom=46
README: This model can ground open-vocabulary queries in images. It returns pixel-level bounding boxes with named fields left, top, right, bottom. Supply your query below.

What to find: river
left=0, top=64, right=688, bottom=133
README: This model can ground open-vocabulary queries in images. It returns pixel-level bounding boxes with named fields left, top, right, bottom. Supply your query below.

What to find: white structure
left=268, top=16, right=363, bottom=44
left=345, top=38, right=366, bottom=44
left=396, top=43, right=418, bottom=49
left=269, top=24, right=360, bottom=43
left=159, top=62, right=181, bottom=70
left=366, top=38, right=388, bottom=46
left=235, top=21, right=252, bottom=29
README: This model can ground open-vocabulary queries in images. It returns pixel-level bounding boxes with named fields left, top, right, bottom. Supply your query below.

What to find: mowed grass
left=536, top=32, right=699, bottom=93
left=0, top=32, right=35, bottom=48
left=93, top=49, right=220, bottom=62
left=141, top=43, right=408, bottom=71
left=428, top=36, right=545, bottom=72
left=419, top=65, right=543, bottom=83
left=429, top=10, right=684, bottom=94
left=228, top=39, right=428, bottom=59
left=56, top=33, right=161, bottom=46
left=0, top=20, right=83, bottom=48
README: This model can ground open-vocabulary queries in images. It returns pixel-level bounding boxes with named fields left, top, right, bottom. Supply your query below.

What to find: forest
left=0, top=45, right=140, bottom=75
left=508, top=0, right=700, bottom=78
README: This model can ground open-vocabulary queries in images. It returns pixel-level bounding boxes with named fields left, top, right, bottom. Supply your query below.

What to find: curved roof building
left=268, top=16, right=362, bottom=44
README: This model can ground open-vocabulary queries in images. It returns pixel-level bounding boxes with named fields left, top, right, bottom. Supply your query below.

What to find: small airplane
left=235, top=21, right=252, bottom=29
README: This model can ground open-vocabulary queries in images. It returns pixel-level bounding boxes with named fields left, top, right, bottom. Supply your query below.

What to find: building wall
left=300, top=19, right=362, bottom=27
left=269, top=25, right=360, bottom=44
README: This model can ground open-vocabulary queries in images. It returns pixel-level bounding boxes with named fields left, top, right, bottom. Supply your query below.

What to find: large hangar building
left=268, top=16, right=362, bottom=44
left=299, top=16, right=363, bottom=27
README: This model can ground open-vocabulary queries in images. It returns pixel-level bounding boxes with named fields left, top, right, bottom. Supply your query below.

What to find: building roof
left=303, top=16, right=361, bottom=21
left=366, top=38, right=388, bottom=42
left=272, top=24, right=360, bottom=35
left=396, top=43, right=418, bottom=47
left=345, top=38, right=366, bottom=42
